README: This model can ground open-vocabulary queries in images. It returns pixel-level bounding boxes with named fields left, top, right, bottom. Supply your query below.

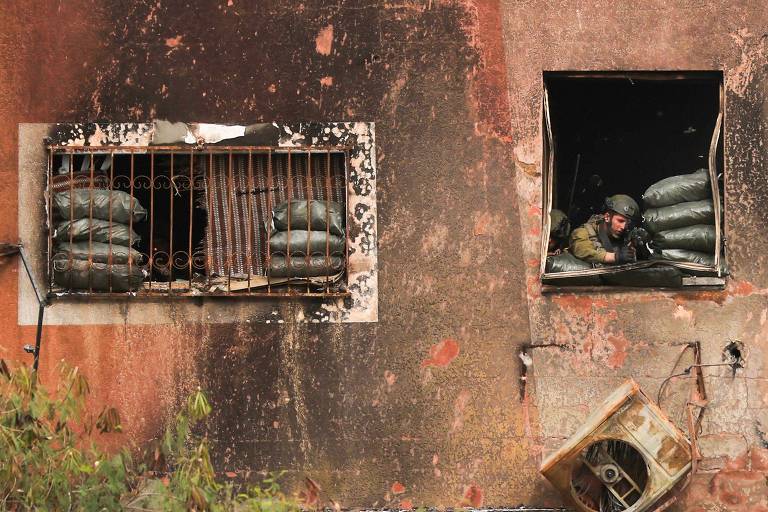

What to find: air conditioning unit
left=540, top=379, right=691, bottom=512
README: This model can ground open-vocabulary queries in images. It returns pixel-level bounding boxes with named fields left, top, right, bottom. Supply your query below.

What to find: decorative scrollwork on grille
left=192, top=251, right=207, bottom=271
left=151, top=251, right=171, bottom=274
left=153, top=175, right=173, bottom=190
left=170, top=175, right=192, bottom=193
left=134, top=175, right=153, bottom=190
left=172, top=251, right=191, bottom=270
left=112, top=174, right=132, bottom=191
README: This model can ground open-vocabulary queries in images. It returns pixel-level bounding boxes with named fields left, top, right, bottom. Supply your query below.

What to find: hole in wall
left=722, top=340, right=745, bottom=374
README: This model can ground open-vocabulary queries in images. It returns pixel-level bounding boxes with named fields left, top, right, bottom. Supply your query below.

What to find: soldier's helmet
left=604, top=194, right=640, bottom=220
left=549, top=209, right=570, bottom=240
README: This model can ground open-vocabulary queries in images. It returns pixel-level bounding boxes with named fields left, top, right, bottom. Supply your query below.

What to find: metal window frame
left=46, top=144, right=352, bottom=299
left=540, top=71, right=726, bottom=289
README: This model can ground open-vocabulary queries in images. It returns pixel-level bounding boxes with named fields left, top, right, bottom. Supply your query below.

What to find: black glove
left=616, top=246, right=636, bottom=264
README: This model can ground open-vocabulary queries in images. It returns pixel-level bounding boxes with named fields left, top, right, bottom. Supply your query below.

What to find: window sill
left=540, top=277, right=726, bottom=295
left=45, top=290, right=352, bottom=301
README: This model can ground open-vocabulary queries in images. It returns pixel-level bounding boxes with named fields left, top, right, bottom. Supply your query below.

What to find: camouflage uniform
left=548, top=209, right=571, bottom=254
left=570, top=195, right=640, bottom=264
left=570, top=214, right=621, bottom=264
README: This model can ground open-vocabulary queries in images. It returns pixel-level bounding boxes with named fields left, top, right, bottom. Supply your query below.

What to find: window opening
left=541, top=72, right=725, bottom=289
left=47, top=146, right=350, bottom=297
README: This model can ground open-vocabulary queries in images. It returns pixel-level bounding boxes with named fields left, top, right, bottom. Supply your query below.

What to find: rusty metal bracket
left=0, top=243, right=48, bottom=372
left=656, top=341, right=733, bottom=500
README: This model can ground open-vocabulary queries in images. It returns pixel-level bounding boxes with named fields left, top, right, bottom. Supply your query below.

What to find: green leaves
left=0, top=359, right=300, bottom=511
left=0, top=360, right=125, bottom=510
left=96, top=406, right=123, bottom=434
left=188, top=388, right=213, bottom=422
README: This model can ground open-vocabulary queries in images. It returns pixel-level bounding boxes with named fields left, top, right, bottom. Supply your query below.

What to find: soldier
left=548, top=209, right=571, bottom=255
left=570, top=194, right=640, bottom=265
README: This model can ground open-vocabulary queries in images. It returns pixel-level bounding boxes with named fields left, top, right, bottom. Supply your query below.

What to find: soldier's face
left=605, top=212, right=629, bottom=238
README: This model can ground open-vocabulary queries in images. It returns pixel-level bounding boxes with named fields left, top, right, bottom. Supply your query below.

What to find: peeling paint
left=421, top=339, right=460, bottom=368
left=462, top=484, right=484, bottom=508
left=315, top=24, right=334, bottom=56
left=164, top=35, right=183, bottom=48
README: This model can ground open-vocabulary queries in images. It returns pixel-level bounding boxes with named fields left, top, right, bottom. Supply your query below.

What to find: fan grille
left=570, top=439, right=649, bottom=512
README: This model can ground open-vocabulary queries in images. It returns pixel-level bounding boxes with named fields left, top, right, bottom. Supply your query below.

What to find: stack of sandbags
left=641, top=169, right=716, bottom=266
left=52, top=189, right=147, bottom=291
left=268, top=200, right=345, bottom=278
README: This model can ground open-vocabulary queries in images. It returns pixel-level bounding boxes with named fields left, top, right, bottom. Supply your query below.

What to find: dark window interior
left=546, top=74, right=721, bottom=227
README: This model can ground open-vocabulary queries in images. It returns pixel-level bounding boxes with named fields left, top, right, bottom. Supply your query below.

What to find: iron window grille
left=46, top=145, right=351, bottom=297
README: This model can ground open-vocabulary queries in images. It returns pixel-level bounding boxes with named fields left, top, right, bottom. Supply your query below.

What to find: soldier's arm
left=570, top=227, right=609, bottom=264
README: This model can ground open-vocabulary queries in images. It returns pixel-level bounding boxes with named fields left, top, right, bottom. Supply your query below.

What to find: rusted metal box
left=540, top=379, right=691, bottom=512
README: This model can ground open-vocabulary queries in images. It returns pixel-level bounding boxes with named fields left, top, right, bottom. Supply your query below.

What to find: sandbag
left=652, top=225, right=716, bottom=253
left=546, top=252, right=595, bottom=273
left=268, top=255, right=344, bottom=278
left=642, top=169, right=711, bottom=208
left=272, top=200, right=344, bottom=236
left=601, top=266, right=683, bottom=288
left=53, top=259, right=144, bottom=292
left=643, top=200, right=714, bottom=233
left=651, top=249, right=715, bottom=266
left=269, top=230, right=345, bottom=256
left=54, top=219, right=141, bottom=246
left=53, top=242, right=143, bottom=264
left=53, top=189, right=147, bottom=223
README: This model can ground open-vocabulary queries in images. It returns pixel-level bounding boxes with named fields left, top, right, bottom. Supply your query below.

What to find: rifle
left=628, top=226, right=650, bottom=248
left=627, top=226, right=651, bottom=260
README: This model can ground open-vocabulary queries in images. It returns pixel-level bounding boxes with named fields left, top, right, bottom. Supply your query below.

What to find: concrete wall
left=0, top=0, right=766, bottom=509
left=503, top=1, right=768, bottom=509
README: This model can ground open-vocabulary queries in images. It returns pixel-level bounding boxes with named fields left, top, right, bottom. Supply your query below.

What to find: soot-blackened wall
left=2, top=0, right=767, bottom=509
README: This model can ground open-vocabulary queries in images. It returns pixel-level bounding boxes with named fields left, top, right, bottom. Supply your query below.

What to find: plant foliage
left=0, top=360, right=300, bottom=511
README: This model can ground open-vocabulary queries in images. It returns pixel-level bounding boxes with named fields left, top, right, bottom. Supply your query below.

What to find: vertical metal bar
left=129, top=150, right=135, bottom=291
left=88, top=152, right=95, bottom=293
left=344, top=150, right=350, bottom=290
left=67, top=149, right=74, bottom=291
left=287, top=149, right=293, bottom=287
left=710, top=81, right=724, bottom=274
left=108, top=151, right=114, bottom=292
left=306, top=152, right=312, bottom=293
left=47, top=149, right=53, bottom=292
left=226, top=150, right=234, bottom=294
left=188, top=150, right=194, bottom=289
left=718, top=80, right=727, bottom=275
left=266, top=150, right=273, bottom=293
left=325, top=150, right=332, bottom=293
left=149, top=151, right=155, bottom=293
left=32, top=304, right=44, bottom=372
left=168, top=152, right=174, bottom=294
left=541, top=86, right=555, bottom=276
left=246, top=149, right=253, bottom=292
left=207, top=152, right=213, bottom=290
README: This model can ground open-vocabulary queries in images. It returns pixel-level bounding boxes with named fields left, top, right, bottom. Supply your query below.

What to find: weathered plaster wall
left=501, top=1, right=768, bottom=509
left=1, top=0, right=767, bottom=509
left=0, top=0, right=538, bottom=508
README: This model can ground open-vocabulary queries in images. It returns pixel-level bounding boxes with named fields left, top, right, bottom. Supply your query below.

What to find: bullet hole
left=363, top=53, right=382, bottom=66
left=722, top=340, right=745, bottom=374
